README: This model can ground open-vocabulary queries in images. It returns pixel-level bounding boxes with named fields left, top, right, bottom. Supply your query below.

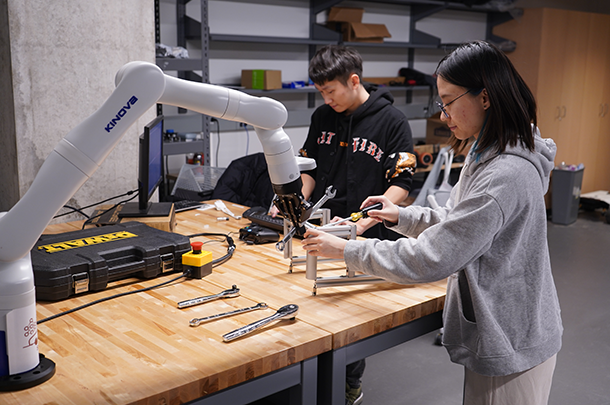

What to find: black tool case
left=31, top=222, right=191, bottom=301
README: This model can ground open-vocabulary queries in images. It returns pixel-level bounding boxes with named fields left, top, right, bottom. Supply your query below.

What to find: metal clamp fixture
left=279, top=185, right=387, bottom=295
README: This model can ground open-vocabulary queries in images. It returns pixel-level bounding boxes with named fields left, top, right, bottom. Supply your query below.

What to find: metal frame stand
left=282, top=209, right=386, bottom=295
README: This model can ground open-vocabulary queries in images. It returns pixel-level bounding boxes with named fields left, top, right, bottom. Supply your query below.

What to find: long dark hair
left=435, top=40, right=537, bottom=155
left=309, top=45, right=363, bottom=86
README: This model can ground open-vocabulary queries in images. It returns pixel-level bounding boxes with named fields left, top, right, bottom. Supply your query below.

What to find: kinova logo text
left=105, top=96, right=138, bottom=132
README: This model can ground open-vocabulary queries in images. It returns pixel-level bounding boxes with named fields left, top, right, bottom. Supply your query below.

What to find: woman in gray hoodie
left=302, top=40, right=563, bottom=405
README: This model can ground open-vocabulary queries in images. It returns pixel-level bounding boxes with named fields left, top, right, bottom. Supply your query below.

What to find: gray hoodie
left=344, top=128, right=563, bottom=376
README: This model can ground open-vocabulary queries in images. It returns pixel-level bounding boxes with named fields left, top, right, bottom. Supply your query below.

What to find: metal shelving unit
left=155, top=0, right=515, bottom=163
left=156, top=0, right=211, bottom=167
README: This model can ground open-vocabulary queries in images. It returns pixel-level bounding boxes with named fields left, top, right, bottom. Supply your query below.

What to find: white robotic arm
left=0, top=61, right=314, bottom=383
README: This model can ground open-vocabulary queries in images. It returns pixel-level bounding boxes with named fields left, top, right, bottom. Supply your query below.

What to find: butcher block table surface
left=1, top=201, right=446, bottom=405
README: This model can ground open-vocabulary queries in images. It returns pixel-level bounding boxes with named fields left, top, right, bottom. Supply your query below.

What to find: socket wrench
left=222, top=304, right=298, bottom=342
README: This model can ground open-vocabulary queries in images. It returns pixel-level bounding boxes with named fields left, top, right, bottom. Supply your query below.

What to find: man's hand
left=302, top=228, right=347, bottom=259
left=269, top=205, right=280, bottom=218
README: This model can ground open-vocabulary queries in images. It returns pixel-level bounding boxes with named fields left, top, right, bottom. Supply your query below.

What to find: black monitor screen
left=119, top=114, right=172, bottom=217
left=145, top=116, right=163, bottom=201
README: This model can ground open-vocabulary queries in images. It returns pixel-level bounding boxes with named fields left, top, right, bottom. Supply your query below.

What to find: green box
left=241, top=69, right=282, bottom=90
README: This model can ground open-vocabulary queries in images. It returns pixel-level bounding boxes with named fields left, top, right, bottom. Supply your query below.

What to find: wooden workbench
left=1, top=201, right=446, bottom=405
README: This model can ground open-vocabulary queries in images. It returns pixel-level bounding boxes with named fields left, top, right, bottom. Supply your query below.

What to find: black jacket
left=211, top=153, right=274, bottom=208
left=301, top=86, right=414, bottom=240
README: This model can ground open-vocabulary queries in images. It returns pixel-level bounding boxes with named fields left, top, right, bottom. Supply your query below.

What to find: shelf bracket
left=409, top=5, right=444, bottom=47
left=486, top=9, right=521, bottom=51
left=311, top=23, right=342, bottom=42
left=310, top=0, right=343, bottom=16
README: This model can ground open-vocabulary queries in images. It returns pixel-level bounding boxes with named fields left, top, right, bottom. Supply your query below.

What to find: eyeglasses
left=436, top=89, right=474, bottom=118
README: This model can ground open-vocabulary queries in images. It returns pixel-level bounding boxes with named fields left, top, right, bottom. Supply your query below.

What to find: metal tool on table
left=189, top=302, right=268, bottom=327
left=177, top=284, right=240, bottom=309
left=275, top=186, right=336, bottom=252
left=214, top=200, right=242, bottom=220
left=222, top=304, right=299, bottom=342
left=323, top=202, right=383, bottom=227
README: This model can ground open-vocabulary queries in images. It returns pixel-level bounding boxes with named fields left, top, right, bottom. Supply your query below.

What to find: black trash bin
left=551, top=165, right=584, bottom=225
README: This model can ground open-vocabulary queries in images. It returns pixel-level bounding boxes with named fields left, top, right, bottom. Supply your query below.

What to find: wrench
left=177, top=285, right=240, bottom=309
left=308, top=186, right=336, bottom=218
left=275, top=225, right=298, bottom=252
left=275, top=221, right=316, bottom=252
left=222, top=304, right=299, bottom=342
left=189, top=302, right=268, bottom=327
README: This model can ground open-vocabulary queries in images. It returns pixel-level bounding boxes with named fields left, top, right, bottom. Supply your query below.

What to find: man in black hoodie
left=302, top=45, right=415, bottom=405
left=301, top=45, right=415, bottom=242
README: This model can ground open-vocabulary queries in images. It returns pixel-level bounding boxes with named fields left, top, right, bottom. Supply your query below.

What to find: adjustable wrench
left=222, top=304, right=299, bottom=342
left=177, top=285, right=240, bottom=309
left=189, top=302, right=268, bottom=327
left=309, top=186, right=336, bottom=217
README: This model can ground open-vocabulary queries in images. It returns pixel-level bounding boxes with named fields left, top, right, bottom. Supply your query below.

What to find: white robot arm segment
left=0, top=61, right=313, bottom=380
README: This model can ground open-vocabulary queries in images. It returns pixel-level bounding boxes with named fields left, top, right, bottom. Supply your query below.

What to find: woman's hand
left=302, top=228, right=347, bottom=259
left=360, top=196, right=399, bottom=225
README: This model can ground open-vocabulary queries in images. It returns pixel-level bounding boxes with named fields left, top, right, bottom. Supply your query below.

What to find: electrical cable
left=81, top=191, right=140, bottom=229
left=58, top=205, right=90, bottom=219
left=36, top=232, right=236, bottom=324
left=37, top=270, right=190, bottom=324
left=187, top=232, right=236, bottom=266
left=54, top=189, right=138, bottom=219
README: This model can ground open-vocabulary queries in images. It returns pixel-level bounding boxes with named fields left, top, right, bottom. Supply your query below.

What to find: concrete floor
left=362, top=210, right=610, bottom=404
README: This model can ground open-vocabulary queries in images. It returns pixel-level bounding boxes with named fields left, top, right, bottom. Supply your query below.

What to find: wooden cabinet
left=494, top=8, right=610, bottom=193
left=584, top=13, right=610, bottom=192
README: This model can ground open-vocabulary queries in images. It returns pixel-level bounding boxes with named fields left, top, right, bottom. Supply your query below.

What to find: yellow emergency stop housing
left=182, top=249, right=213, bottom=279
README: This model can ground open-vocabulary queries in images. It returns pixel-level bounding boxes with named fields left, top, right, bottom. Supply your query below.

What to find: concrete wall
left=0, top=0, right=156, bottom=223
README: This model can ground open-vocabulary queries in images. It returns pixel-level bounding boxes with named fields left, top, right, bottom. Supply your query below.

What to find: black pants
left=346, top=359, right=366, bottom=388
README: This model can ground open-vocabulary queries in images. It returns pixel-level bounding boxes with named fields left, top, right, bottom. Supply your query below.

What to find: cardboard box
left=345, top=22, right=391, bottom=43
left=326, top=6, right=391, bottom=43
left=241, top=70, right=282, bottom=90
left=334, top=21, right=391, bottom=43
left=327, top=7, right=364, bottom=23
left=426, top=111, right=452, bottom=144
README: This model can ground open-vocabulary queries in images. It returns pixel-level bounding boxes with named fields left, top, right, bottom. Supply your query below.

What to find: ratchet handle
left=223, top=304, right=298, bottom=342
left=177, top=285, right=240, bottom=309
